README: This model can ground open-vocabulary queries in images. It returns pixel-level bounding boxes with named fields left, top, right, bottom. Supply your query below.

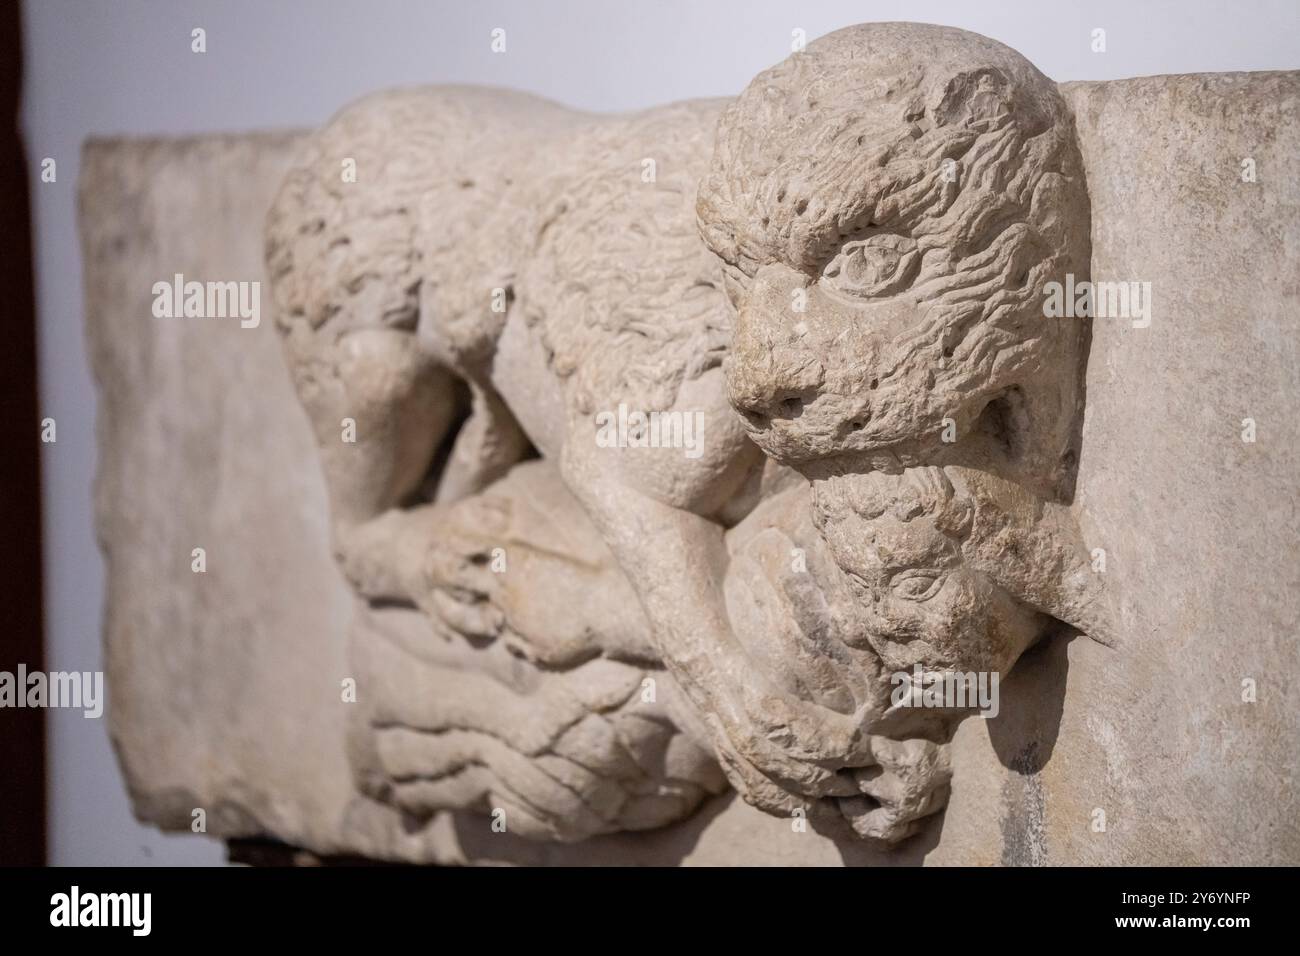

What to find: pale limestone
left=84, top=24, right=1300, bottom=864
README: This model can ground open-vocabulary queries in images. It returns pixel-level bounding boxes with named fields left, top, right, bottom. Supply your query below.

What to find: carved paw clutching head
left=713, top=464, right=1103, bottom=842
left=719, top=483, right=954, bottom=842
left=837, top=736, right=953, bottom=842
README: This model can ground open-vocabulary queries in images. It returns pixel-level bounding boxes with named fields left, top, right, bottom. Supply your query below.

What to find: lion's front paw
left=834, top=735, right=953, bottom=843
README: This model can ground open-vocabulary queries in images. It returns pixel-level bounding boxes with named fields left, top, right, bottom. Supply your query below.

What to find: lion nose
left=729, top=376, right=821, bottom=425
left=728, top=321, right=826, bottom=425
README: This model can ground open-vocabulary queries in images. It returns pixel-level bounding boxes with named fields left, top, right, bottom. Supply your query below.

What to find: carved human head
left=726, top=465, right=1096, bottom=732
left=715, top=464, right=1104, bottom=840
left=812, top=467, right=1037, bottom=678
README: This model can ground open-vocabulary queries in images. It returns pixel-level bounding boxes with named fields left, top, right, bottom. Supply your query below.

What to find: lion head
left=698, top=23, right=1090, bottom=496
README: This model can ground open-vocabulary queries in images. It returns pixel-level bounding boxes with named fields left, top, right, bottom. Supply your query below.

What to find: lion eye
left=889, top=569, right=944, bottom=602
left=821, top=234, right=918, bottom=299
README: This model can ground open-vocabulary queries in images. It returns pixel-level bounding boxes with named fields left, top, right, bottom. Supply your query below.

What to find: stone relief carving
left=265, top=22, right=1112, bottom=845
left=348, top=461, right=726, bottom=842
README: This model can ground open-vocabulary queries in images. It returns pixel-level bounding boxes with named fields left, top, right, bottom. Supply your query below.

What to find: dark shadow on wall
left=830, top=625, right=1072, bottom=867
left=0, top=1, right=47, bottom=866
left=987, top=625, right=1074, bottom=866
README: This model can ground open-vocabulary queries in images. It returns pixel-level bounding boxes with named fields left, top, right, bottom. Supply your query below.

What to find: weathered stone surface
left=81, top=133, right=365, bottom=853
left=1053, top=73, right=1300, bottom=864
left=84, top=25, right=1299, bottom=865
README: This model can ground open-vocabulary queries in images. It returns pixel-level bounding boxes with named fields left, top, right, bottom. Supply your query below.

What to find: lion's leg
left=278, top=321, right=463, bottom=604
left=556, top=368, right=874, bottom=803
left=433, top=382, right=532, bottom=505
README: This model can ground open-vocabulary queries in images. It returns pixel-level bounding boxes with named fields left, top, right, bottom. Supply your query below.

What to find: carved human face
left=811, top=469, right=1046, bottom=677
left=820, top=501, right=1043, bottom=676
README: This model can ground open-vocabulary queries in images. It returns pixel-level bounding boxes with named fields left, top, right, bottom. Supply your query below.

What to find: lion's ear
left=931, top=67, right=1013, bottom=128
left=1050, top=557, right=1117, bottom=648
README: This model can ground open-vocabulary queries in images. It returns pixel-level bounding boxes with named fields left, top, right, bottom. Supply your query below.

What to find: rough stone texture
left=259, top=25, right=1112, bottom=847
left=84, top=26, right=1299, bottom=865
left=1055, top=73, right=1300, bottom=864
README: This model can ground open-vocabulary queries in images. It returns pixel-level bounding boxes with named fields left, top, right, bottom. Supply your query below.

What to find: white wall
left=21, top=0, right=1298, bottom=865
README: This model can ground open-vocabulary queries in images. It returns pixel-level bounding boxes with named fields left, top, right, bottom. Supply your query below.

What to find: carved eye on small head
left=820, top=234, right=918, bottom=300
left=888, top=568, right=945, bottom=602
left=842, top=569, right=882, bottom=601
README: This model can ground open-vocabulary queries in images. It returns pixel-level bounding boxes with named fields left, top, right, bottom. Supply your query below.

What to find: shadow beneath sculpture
left=445, top=792, right=732, bottom=867
left=987, top=624, right=1074, bottom=866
